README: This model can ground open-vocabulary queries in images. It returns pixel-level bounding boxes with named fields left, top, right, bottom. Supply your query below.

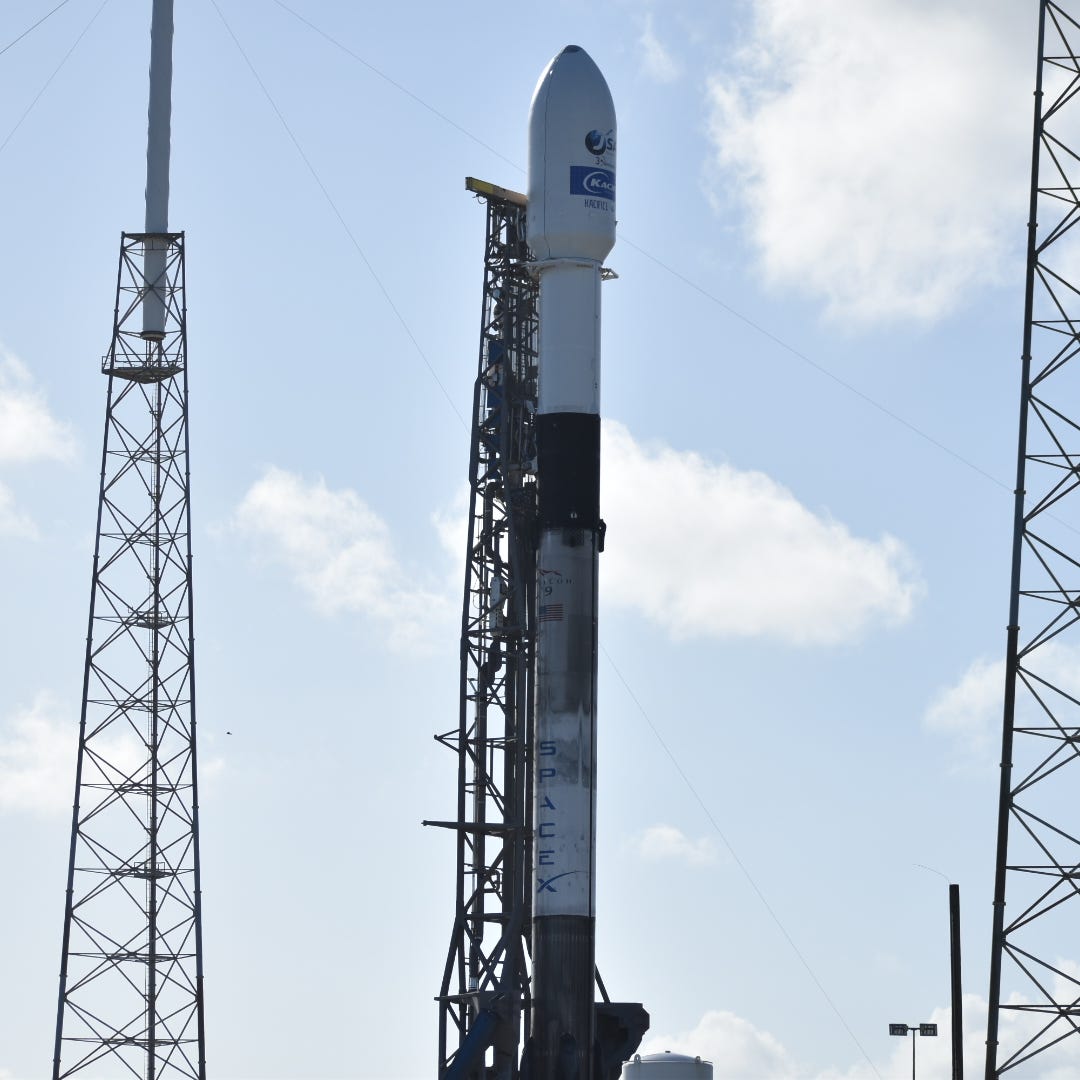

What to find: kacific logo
left=585, top=129, right=615, bottom=156
left=569, top=166, right=615, bottom=201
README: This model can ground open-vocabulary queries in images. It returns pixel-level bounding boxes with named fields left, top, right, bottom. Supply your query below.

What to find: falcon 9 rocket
left=527, top=44, right=616, bottom=1080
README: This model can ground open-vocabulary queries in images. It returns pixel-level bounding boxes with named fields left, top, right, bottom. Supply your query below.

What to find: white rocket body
left=527, top=44, right=615, bottom=1080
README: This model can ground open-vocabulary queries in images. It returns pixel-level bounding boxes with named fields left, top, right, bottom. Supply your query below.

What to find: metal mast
left=429, top=178, right=539, bottom=1080
left=986, top=4, right=1080, bottom=1076
left=53, top=2, right=206, bottom=1076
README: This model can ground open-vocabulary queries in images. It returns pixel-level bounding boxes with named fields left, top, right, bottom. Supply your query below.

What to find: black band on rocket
left=536, top=412, right=600, bottom=530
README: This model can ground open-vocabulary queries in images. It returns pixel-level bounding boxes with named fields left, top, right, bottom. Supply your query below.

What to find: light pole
left=890, top=1022, right=938, bottom=1080
left=914, top=867, right=965, bottom=1080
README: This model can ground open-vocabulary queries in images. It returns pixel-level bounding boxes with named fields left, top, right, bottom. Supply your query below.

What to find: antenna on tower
left=142, top=0, right=172, bottom=340
left=52, top=1, right=207, bottom=1075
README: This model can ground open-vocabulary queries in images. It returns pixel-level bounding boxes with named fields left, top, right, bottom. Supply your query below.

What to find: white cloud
left=707, top=0, right=1032, bottom=324
left=0, top=350, right=76, bottom=464
left=925, top=642, right=1080, bottom=759
left=635, top=824, right=717, bottom=866
left=233, top=433, right=919, bottom=652
left=924, top=655, right=1003, bottom=757
left=602, top=421, right=920, bottom=645
left=918, top=987, right=1080, bottom=1080
left=432, top=483, right=469, bottom=565
left=644, top=989, right=1080, bottom=1080
left=0, top=692, right=224, bottom=819
left=0, top=480, right=37, bottom=538
left=640, top=1010, right=795, bottom=1078
left=0, top=348, right=76, bottom=536
left=0, top=693, right=75, bottom=816
left=232, top=466, right=453, bottom=650
left=639, top=13, right=681, bottom=84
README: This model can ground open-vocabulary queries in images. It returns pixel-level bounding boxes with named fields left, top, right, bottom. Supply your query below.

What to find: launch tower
left=985, top=3, right=1080, bottom=1075
left=431, top=177, right=539, bottom=1080
left=52, top=3, right=206, bottom=1076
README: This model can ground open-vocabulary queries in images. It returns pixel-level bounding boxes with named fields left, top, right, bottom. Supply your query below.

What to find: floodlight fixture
left=888, top=1020, right=937, bottom=1080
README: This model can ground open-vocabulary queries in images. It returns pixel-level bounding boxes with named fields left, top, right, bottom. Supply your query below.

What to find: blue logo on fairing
left=569, top=166, right=615, bottom=201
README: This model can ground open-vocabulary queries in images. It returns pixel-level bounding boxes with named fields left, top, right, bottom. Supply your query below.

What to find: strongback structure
left=431, top=178, right=539, bottom=1080
left=986, top=4, right=1080, bottom=1075
left=53, top=233, right=204, bottom=1079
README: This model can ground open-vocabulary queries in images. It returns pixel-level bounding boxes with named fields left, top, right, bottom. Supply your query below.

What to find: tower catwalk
left=430, top=177, right=539, bottom=1080
left=53, top=233, right=205, bottom=1080
left=986, top=4, right=1080, bottom=1076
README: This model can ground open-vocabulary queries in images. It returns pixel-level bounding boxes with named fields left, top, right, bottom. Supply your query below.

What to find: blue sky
left=0, top=1, right=1074, bottom=1077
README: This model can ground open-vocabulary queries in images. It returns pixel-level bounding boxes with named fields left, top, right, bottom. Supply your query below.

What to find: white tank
left=621, top=1051, right=714, bottom=1079
left=527, top=45, right=616, bottom=263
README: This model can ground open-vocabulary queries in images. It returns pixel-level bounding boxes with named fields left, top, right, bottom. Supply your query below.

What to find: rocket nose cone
left=527, top=43, right=616, bottom=262
left=533, top=45, right=604, bottom=92
left=549, top=45, right=599, bottom=75
left=530, top=45, right=612, bottom=119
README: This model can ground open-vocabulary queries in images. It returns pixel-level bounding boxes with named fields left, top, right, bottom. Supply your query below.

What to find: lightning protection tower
left=429, top=177, right=540, bottom=1080
left=52, top=2, right=207, bottom=1077
left=986, top=3, right=1080, bottom=1076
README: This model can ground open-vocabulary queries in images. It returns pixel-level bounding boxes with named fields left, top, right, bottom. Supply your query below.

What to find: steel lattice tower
left=430, top=179, right=540, bottom=1080
left=53, top=232, right=206, bottom=1080
left=986, top=4, right=1080, bottom=1075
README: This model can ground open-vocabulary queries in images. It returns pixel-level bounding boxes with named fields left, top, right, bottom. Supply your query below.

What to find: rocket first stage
left=528, top=45, right=615, bottom=1080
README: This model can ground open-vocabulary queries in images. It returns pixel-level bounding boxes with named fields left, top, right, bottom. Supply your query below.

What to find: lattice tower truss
left=986, top=5, right=1080, bottom=1075
left=429, top=186, right=539, bottom=1080
left=53, top=233, right=206, bottom=1080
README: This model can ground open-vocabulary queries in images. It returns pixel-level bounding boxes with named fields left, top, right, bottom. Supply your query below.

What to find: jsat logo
left=569, top=166, right=615, bottom=202
left=585, top=129, right=615, bottom=157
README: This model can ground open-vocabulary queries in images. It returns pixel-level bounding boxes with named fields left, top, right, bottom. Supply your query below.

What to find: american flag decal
left=539, top=603, right=564, bottom=622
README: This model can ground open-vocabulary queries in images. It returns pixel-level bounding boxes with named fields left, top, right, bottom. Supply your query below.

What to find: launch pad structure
left=429, top=178, right=540, bottom=1080
left=429, top=48, right=647, bottom=1080
left=430, top=172, right=646, bottom=1080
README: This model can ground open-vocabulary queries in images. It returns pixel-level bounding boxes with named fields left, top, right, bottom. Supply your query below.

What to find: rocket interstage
left=527, top=44, right=615, bottom=1080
